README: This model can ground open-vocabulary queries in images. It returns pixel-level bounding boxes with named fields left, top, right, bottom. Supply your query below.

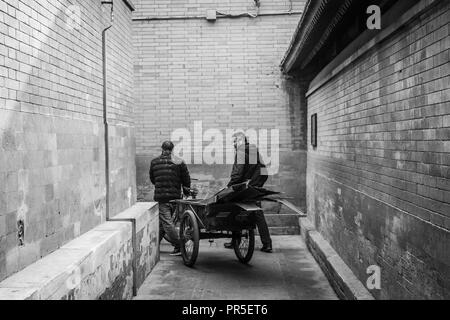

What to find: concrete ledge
left=299, top=218, right=374, bottom=300
left=111, top=203, right=159, bottom=289
left=0, top=203, right=159, bottom=300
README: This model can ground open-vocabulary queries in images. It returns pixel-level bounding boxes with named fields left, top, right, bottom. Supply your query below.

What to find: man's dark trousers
left=159, top=202, right=180, bottom=250
left=255, top=201, right=271, bottom=247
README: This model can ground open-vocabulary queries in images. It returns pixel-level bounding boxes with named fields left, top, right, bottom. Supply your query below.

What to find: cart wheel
left=232, top=229, right=255, bottom=264
left=179, top=210, right=199, bottom=267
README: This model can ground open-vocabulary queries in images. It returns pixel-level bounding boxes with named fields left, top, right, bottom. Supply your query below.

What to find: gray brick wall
left=133, top=0, right=305, bottom=154
left=0, top=0, right=136, bottom=282
left=306, top=2, right=450, bottom=299
left=133, top=0, right=307, bottom=207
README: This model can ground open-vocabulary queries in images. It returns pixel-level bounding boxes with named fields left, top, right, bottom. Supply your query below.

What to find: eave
left=280, top=0, right=355, bottom=75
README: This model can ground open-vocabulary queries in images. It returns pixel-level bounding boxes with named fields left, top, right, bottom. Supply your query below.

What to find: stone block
left=111, top=202, right=160, bottom=289
left=18, top=242, right=40, bottom=271
left=0, top=215, right=6, bottom=237
left=0, top=203, right=159, bottom=300
left=1, top=129, right=17, bottom=151
left=4, top=211, right=17, bottom=235
left=44, top=184, right=54, bottom=202
left=5, top=171, right=18, bottom=193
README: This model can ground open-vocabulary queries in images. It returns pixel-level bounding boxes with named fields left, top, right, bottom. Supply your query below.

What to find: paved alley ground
left=135, top=236, right=338, bottom=300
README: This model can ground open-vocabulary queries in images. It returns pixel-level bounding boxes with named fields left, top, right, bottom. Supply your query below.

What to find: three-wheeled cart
left=171, top=198, right=258, bottom=266
left=170, top=182, right=306, bottom=267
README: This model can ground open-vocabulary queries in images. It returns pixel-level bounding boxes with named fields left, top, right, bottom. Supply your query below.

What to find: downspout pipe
left=101, top=1, right=138, bottom=297
left=102, top=0, right=113, bottom=221
left=102, top=24, right=112, bottom=222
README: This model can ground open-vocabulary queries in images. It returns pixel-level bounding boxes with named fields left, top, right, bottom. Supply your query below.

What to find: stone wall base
left=299, top=218, right=374, bottom=300
left=0, top=203, right=159, bottom=300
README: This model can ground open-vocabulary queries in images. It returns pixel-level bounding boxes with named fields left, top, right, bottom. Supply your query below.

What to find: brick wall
left=133, top=0, right=307, bottom=208
left=134, top=0, right=301, bottom=18
left=0, top=0, right=136, bottom=282
left=306, top=1, right=449, bottom=299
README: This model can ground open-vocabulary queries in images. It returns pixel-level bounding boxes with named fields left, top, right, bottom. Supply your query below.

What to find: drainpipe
left=101, top=1, right=138, bottom=297
left=102, top=0, right=113, bottom=221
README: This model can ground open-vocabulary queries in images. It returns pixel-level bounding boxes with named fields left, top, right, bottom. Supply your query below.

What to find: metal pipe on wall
left=132, top=11, right=303, bottom=22
left=102, top=25, right=112, bottom=221
left=101, top=1, right=138, bottom=297
left=101, top=0, right=113, bottom=221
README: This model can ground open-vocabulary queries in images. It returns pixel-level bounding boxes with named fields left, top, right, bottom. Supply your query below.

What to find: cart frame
left=170, top=198, right=258, bottom=267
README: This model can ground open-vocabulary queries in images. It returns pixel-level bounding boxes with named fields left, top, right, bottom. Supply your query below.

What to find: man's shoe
left=260, top=245, right=272, bottom=253
left=224, top=242, right=234, bottom=249
left=169, top=248, right=182, bottom=256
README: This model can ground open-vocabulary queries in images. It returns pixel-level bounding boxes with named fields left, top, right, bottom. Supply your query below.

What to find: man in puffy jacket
left=150, top=141, right=191, bottom=256
left=224, top=131, right=273, bottom=253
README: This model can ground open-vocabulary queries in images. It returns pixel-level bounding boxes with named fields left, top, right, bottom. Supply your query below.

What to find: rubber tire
left=179, top=210, right=200, bottom=267
left=232, top=229, right=255, bottom=264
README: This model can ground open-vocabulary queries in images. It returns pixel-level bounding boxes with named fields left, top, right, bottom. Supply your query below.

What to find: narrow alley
left=0, top=0, right=449, bottom=303
left=135, top=236, right=338, bottom=300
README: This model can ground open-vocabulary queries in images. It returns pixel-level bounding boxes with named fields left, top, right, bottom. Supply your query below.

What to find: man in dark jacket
left=150, top=141, right=191, bottom=256
left=224, top=131, right=273, bottom=253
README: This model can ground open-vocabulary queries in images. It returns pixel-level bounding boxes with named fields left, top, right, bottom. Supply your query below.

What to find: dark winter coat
left=227, top=143, right=268, bottom=188
left=149, top=153, right=191, bottom=203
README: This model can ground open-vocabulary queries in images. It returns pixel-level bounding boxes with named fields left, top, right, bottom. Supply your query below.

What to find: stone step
left=264, top=213, right=299, bottom=227
left=256, top=226, right=300, bottom=236
left=261, top=213, right=300, bottom=235
left=261, top=202, right=305, bottom=215
left=270, top=226, right=300, bottom=235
